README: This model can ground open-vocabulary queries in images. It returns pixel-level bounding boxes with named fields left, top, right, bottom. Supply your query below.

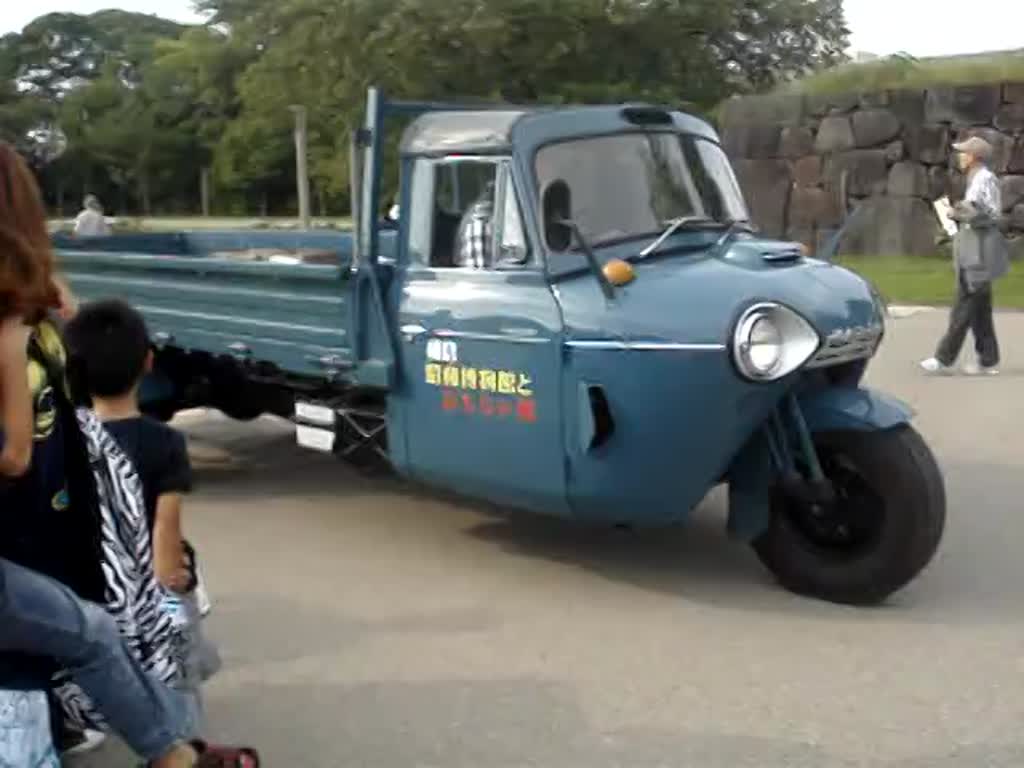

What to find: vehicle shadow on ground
left=179, top=418, right=1024, bottom=627
left=185, top=422, right=403, bottom=501
left=461, top=458, right=1024, bottom=627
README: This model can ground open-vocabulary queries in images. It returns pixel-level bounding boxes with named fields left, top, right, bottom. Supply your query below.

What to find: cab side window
left=429, top=159, right=498, bottom=268
left=410, top=157, right=530, bottom=270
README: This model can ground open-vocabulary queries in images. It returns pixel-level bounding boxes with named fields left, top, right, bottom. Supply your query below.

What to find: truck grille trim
left=806, top=325, right=883, bottom=369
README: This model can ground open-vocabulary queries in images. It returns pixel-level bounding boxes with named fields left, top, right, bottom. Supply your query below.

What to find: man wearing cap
left=921, top=135, right=1009, bottom=375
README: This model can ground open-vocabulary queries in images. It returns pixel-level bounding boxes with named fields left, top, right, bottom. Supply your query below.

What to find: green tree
left=215, top=0, right=847, bottom=210
left=1, top=11, right=189, bottom=212
left=147, top=28, right=253, bottom=212
left=10, top=11, right=183, bottom=100
left=215, top=113, right=294, bottom=215
left=2, top=1, right=848, bottom=217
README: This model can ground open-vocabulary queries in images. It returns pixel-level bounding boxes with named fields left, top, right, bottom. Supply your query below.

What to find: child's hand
left=0, top=316, right=31, bottom=368
left=166, top=573, right=191, bottom=593
left=160, top=565, right=192, bottom=593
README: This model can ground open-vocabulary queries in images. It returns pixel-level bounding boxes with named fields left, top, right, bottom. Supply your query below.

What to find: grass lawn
left=837, top=255, right=1024, bottom=309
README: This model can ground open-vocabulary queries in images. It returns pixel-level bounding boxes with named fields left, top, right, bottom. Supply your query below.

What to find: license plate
left=295, top=401, right=335, bottom=426
left=296, top=424, right=335, bottom=453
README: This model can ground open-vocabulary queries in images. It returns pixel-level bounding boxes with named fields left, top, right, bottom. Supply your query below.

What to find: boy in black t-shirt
left=64, top=300, right=192, bottom=590
left=64, top=299, right=219, bottom=716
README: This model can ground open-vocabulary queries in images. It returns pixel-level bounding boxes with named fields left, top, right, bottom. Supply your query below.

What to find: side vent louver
left=588, top=385, right=614, bottom=449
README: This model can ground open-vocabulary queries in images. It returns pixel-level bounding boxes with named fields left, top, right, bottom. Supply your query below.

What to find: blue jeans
left=0, top=558, right=192, bottom=761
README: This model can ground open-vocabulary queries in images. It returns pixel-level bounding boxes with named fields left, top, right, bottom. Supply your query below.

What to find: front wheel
left=753, top=425, right=945, bottom=605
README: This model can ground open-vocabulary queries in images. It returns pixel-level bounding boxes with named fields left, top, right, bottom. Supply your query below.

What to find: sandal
left=193, top=740, right=260, bottom=767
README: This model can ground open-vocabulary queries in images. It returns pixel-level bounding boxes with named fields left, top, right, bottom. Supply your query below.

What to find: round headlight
left=733, top=303, right=820, bottom=382
left=746, top=316, right=783, bottom=375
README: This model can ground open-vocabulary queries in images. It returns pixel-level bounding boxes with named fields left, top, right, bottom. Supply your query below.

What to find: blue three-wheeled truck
left=57, top=88, right=945, bottom=605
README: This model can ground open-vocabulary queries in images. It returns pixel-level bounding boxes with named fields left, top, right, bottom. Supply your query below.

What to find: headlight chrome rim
left=736, top=310, right=783, bottom=379
left=732, top=302, right=821, bottom=382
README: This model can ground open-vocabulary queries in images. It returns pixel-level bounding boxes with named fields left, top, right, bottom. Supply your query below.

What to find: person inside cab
left=454, top=180, right=496, bottom=269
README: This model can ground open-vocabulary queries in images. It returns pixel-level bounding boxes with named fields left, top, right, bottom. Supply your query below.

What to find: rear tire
left=753, top=425, right=945, bottom=605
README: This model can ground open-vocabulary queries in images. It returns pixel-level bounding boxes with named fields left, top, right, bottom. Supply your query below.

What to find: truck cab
left=380, top=100, right=855, bottom=524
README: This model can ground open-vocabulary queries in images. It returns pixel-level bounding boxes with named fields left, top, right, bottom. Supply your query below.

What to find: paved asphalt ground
left=70, top=308, right=1024, bottom=768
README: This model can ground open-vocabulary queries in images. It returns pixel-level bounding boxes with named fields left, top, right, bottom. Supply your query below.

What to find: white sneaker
left=964, top=362, right=999, bottom=376
left=919, top=357, right=953, bottom=375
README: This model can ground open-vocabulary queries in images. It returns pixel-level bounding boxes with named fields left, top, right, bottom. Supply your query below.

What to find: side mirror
left=542, top=180, right=573, bottom=252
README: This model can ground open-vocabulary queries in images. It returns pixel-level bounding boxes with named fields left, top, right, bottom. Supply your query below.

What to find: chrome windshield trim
left=565, top=340, right=726, bottom=351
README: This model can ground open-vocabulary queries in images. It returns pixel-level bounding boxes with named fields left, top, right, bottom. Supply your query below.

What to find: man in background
left=73, top=195, right=111, bottom=238
left=921, top=136, right=1009, bottom=376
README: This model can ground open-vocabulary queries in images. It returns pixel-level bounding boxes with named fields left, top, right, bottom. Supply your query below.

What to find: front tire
left=753, top=425, right=945, bottom=605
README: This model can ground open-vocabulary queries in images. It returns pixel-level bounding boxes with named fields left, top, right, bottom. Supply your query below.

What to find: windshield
left=535, top=132, right=749, bottom=248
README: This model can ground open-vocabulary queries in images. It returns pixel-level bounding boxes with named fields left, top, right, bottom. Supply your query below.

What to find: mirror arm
left=563, top=220, right=615, bottom=300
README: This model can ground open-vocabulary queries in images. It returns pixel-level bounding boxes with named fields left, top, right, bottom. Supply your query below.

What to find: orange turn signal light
left=603, top=259, right=635, bottom=286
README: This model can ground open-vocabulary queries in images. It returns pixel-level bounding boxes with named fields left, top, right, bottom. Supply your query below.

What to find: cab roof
left=399, top=104, right=719, bottom=156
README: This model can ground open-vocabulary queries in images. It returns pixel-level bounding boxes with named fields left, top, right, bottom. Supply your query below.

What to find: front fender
left=726, top=386, right=913, bottom=542
left=799, top=386, right=914, bottom=433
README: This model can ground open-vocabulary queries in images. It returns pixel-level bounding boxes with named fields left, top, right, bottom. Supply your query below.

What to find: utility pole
left=200, top=167, right=211, bottom=218
left=289, top=104, right=311, bottom=228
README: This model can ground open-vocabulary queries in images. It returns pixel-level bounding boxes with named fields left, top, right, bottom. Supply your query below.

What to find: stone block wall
left=719, top=83, right=1024, bottom=258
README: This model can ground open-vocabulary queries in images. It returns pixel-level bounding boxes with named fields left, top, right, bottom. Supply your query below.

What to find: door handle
left=400, top=323, right=428, bottom=342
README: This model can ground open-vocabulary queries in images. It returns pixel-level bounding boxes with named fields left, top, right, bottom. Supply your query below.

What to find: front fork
left=764, top=393, right=835, bottom=507
left=727, top=393, right=828, bottom=541
left=727, top=385, right=914, bottom=541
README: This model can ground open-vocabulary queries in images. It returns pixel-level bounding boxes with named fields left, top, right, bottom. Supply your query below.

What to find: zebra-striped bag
left=51, top=409, right=185, bottom=730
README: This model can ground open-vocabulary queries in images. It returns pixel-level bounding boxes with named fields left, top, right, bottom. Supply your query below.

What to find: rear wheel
left=753, top=425, right=945, bottom=605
